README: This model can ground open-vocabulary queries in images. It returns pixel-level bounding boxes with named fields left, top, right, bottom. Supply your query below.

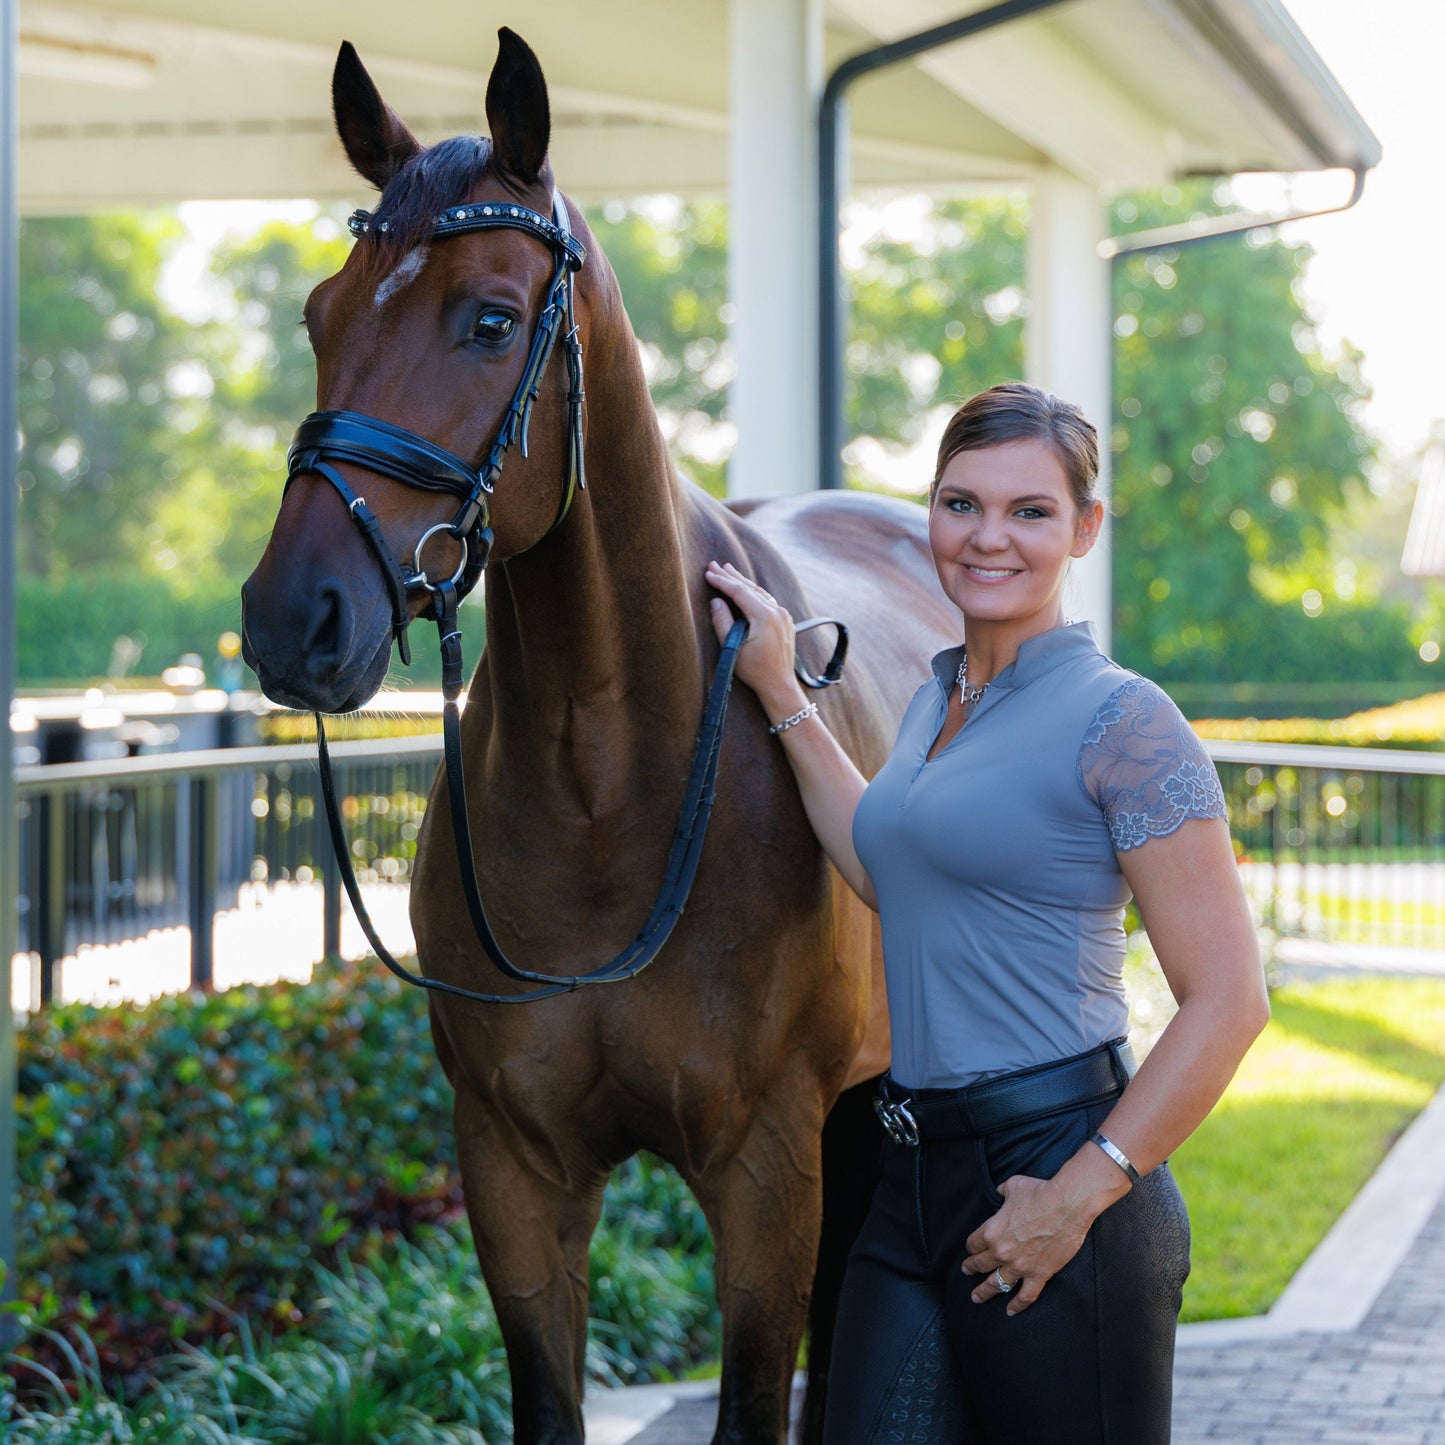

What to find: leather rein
left=290, top=189, right=846, bottom=1005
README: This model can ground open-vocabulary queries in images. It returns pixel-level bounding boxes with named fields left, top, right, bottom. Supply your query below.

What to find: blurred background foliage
left=15, top=186, right=1445, bottom=713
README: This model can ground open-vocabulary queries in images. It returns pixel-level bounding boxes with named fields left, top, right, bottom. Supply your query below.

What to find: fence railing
left=1204, top=739, right=1445, bottom=967
left=13, top=736, right=442, bottom=1009
left=10, top=735, right=1445, bottom=1010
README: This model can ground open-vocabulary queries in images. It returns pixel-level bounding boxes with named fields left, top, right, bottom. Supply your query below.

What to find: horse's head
left=241, top=29, right=588, bottom=711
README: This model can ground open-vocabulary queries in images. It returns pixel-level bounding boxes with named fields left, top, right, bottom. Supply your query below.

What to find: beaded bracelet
left=769, top=702, right=819, bottom=735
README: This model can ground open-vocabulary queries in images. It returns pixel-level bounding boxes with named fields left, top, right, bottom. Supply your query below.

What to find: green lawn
left=1167, top=974, right=1445, bottom=1321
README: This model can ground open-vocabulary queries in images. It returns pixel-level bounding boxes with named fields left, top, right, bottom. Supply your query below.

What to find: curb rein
left=290, top=192, right=846, bottom=1005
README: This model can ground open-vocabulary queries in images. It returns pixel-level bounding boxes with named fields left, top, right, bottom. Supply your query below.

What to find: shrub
left=16, top=966, right=457, bottom=1344
left=10, top=965, right=721, bottom=1402
left=1193, top=690, right=1445, bottom=750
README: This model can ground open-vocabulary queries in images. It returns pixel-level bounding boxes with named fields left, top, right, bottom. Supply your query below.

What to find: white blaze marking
left=374, top=246, right=429, bottom=308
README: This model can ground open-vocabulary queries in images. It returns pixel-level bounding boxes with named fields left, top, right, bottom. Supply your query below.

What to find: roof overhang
left=15, top=0, right=1379, bottom=214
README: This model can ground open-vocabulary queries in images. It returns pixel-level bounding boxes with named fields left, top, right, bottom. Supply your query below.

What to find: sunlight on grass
left=1171, top=975, right=1445, bottom=1322
left=1306, top=895, right=1445, bottom=928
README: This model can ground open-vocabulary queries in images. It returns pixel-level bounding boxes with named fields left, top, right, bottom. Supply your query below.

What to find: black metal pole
left=818, top=0, right=1079, bottom=489
left=0, top=0, right=20, bottom=1299
left=34, top=794, right=60, bottom=1007
left=187, top=776, right=216, bottom=990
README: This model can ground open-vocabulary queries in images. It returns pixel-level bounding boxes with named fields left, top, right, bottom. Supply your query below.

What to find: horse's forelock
left=358, top=135, right=493, bottom=269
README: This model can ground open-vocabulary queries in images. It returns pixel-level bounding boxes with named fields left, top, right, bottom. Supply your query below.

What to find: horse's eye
left=472, top=310, right=516, bottom=345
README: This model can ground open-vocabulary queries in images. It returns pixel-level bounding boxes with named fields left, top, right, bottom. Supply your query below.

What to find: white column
left=1026, top=167, right=1112, bottom=649
left=726, top=0, right=822, bottom=496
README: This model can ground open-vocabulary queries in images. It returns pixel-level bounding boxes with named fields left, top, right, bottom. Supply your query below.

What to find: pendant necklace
left=956, top=649, right=987, bottom=708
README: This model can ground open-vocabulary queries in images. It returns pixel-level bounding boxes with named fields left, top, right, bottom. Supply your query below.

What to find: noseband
left=284, top=192, right=587, bottom=666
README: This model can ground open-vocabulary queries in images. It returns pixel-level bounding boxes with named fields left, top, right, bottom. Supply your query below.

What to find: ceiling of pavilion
left=16, top=0, right=1380, bottom=215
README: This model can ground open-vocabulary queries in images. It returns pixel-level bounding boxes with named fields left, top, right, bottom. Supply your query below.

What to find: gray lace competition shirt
left=852, top=622, right=1226, bottom=1090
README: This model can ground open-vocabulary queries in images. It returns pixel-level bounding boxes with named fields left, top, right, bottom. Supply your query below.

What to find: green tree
left=846, top=195, right=1027, bottom=457
left=584, top=199, right=732, bottom=493
left=1108, top=180, right=1386, bottom=683
left=16, top=214, right=204, bottom=581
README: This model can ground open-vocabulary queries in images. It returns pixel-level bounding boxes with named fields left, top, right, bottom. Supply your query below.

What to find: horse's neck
left=476, top=314, right=704, bottom=805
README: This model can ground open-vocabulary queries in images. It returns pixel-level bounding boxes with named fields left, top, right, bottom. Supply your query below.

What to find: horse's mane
left=356, top=135, right=493, bottom=274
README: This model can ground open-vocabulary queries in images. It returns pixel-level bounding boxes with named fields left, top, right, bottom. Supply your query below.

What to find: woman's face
left=928, top=438, right=1102, bottom=637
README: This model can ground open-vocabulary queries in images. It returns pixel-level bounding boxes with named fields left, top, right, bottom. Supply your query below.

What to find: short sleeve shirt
left=851, top=622, right=1226, bottom=1089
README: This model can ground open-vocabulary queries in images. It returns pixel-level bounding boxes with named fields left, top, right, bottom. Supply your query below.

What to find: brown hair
left=930, top=382, right=1098, bottom=511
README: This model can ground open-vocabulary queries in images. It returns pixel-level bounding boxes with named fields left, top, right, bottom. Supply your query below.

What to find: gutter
left=1100, top=163, right=1368, bottom=259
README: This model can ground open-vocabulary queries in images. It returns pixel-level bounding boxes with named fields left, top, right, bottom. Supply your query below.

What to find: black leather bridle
left=293, top=186, right=846, bottom=1005
left=285, top=194, right=587, bottom=667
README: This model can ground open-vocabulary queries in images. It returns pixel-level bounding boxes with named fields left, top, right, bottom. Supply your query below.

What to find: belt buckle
left=873, top=1094, right=920, bottom=1147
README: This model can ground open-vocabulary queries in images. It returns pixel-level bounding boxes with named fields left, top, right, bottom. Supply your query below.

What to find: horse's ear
left=332, top=41, right=422, bottom=191
left=485, top=28, right=551, bottom=185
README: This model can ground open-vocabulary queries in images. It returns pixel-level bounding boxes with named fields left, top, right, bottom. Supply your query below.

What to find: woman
left=705, top=382, right=1268, bottom=1444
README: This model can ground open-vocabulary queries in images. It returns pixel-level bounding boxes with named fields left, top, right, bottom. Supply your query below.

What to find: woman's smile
left=928, top=437, right=1101, bottom=650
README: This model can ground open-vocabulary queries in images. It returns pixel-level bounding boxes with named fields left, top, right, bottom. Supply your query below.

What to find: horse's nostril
left=303, top=582, right=353, bottom=667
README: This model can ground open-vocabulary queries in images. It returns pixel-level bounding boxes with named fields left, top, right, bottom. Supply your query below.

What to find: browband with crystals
left=348, top=198, right=587, bottom=272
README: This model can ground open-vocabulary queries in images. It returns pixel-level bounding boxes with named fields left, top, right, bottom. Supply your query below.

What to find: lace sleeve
left=1079, top=679, right=1227, bottom=853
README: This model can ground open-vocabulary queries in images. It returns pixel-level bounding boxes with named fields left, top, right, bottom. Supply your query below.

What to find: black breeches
left=823, top=1098, right=1191, bottom=1445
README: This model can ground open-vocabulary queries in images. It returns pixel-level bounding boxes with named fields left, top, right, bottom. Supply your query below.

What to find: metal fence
left=1205, top=740, right=1445, bottom=968
left=9, top=735, right=1445, bottom=1010
left=13, top=736, right=442, bottom=1008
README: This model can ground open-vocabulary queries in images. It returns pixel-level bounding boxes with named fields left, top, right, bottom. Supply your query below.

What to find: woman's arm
left=963, top=814, right=1269, bottom=1314
left=705, top=561, right=878, bottom=909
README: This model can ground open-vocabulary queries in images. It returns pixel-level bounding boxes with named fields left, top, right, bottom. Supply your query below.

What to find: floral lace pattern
left=1079, top=679, right=1227, bottom=852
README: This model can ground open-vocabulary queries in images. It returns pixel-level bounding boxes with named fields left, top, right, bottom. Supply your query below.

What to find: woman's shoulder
left=1076, top=671, right=1225, bottom=849
left=1082, top=669, right=1185, bottom=744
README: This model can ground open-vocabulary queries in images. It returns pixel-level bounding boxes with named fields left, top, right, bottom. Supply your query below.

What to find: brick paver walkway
left=1172, top=1193, right=1445, bottom=1444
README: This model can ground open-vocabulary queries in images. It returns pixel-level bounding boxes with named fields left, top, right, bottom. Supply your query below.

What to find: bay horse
left=240, top=29, right=959, bottom=1444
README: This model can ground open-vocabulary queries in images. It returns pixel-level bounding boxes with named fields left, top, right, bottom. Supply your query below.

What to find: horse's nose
left=300, top=579, right=355, bottom=671
left=239, top=570, right=357, bottom=703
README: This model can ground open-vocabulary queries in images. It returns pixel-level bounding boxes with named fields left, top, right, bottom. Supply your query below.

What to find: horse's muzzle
left=240, top=566, right=394, bottom=713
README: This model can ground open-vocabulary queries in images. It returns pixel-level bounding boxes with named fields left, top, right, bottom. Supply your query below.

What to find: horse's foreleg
left=695, top=1100, right=825, bottom=1445
left=453, top=1093, right=604, bottom=1445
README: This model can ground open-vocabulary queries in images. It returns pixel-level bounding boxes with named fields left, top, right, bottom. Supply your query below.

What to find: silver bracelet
left=1090, top=1131, right=1142, bottom=1185
left=769, top=702, right=819, bottom=735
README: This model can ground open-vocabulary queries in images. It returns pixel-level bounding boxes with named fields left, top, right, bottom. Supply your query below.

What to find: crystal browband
left=347, top=202, right=587, bottom=270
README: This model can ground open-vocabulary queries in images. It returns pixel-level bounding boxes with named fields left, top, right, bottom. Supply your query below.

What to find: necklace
left=955, top=650, right=987, bottom=708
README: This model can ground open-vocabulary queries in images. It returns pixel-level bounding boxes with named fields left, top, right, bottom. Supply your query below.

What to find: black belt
left=874, top=1039, right=1137, bottom=1147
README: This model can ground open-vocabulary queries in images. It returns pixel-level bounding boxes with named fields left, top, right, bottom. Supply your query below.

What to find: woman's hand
left=705, top=560, right=808, bottom=719
left=961, top=1144, right=1129, bottom=1315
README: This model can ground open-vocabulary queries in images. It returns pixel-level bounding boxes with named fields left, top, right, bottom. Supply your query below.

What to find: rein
left=293, top=187, right=846, bottom=1005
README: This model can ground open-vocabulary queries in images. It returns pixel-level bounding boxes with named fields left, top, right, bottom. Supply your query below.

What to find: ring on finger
left=993, top=1268, right=1016, bottom=1294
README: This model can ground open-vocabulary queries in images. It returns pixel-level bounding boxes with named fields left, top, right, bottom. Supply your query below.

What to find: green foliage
left=17, top=214, right=194, bottom=581
left=16, top=573, right=242, bottom=684
left=9, top=965, right=722, bottom=1421
left=207, top=217, right=351, bottom=437
left=14, top=967, right=456, bottom=1326
left=583, top=200, right=731, bottom=496
left=846, top=196, right=1027, bottom=455
left=1107, top=181, right=1415, bottom=685
left=1195, top=688, right=1445, bottom=749
left=590, top=1157, right=719, bottom=1384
